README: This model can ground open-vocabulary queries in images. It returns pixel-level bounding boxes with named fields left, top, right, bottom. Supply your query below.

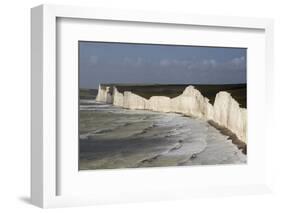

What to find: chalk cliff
left=112, top=87, right=124, bottom=107
left=96, top=84, right=247, bottom=143
left=146, top=96, right=171, bottom=112
left=171, top=86, right=211, bottom=119
left=213, top=92, right=247, bottom=142
left=123, top=91, right=147, bottom=110
left=96, top=85, right=113, bottom=103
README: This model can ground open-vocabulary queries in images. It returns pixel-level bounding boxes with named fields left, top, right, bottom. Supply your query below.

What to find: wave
left=80, top=104, right=111, bottom=108
left=131, top=123, right=156, bottom=137
left=138, top=154, right=160, bottom=164
left=79, top=99, right=246, bottom=169
left=169, top=140, right=183, bottom=152
left=93, top=128, right=115, bottom=134
left=81, top=121, right=136, bottom=139
left=80, top=128, right=116, bottom=139
left=136, top=138, right=207, bottom=167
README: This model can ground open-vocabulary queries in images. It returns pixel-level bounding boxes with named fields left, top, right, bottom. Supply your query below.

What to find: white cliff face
left=205, top=102, right=214, bottom=120
left=213, top=92, right=247, bottom=142
left=171, top=86, right=210, bottom=118
left=240, top=109, right=247, bottom=142
left=146, top=96, right=171, bottom=112
left=96, top=85, right=247, bottom=143
left=123, top=91, right=147, bottom=110
left=113, top=87, right=124, bottom=107
left=95, top=85, right=113, bottom=103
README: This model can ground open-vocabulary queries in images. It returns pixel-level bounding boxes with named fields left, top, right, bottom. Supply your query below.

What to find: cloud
left=173, top=59, right=190, bottom=66
left=158, top=57, right=246, bottom=76
left=123, top=57, right=144, bottom=67
left=187, top=57, right=246, bottom=73
left=230, top=56, right=245, bottom=66
left=159, top=59, right=171, bottom=66
left=202, top=59, right=217, bottom=67
left=159, top=59, right=191, bottom=67
left=90, top=55, right=98, bottom=64
left=159, top=59, right=216, bottom=69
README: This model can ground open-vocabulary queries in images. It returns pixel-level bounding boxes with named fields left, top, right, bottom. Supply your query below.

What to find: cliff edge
left=96, top=84, right=247, bottom=143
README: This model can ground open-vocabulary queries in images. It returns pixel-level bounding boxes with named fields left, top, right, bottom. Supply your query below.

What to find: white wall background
left=0, top=0, right=280, bottom=212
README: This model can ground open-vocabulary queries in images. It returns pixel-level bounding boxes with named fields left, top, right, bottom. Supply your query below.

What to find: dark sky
left=79, top=41, right=246, bottom=89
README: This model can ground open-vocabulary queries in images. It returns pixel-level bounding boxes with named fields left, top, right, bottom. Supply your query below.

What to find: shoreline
left=83, top=98, right=247, bottom=155
left=207, top=120, right=247, bottom=154
left=95, top=85, right=247, bottom=143
left=79, top=100, right=246, bottom=169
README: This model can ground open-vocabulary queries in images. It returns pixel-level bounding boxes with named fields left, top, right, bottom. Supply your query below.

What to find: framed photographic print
left=31, top=4, right=274, bottom=208
left=78, top=41, right=248, bottom=171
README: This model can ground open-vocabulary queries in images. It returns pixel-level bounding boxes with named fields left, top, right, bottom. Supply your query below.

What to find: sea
left=79, top=99, right=246, bottom=170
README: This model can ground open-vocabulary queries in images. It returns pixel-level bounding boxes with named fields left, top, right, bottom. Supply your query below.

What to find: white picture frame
left=31, top=4, right=274, bottom=208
